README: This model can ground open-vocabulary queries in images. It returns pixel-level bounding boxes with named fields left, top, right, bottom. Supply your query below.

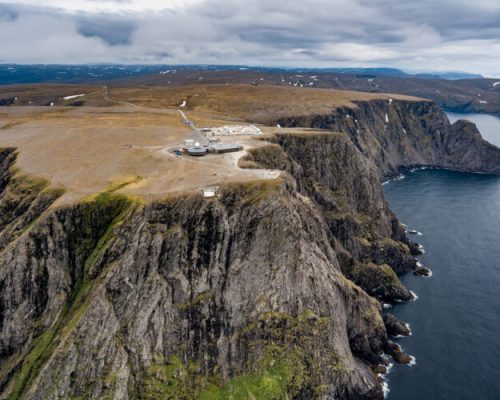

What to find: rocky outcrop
left=272, top=99, right=500, bottom=177
left=0, top=98, right=16, bottom=107
left=384, top=341, right=412, bottom=365
left=383, top=314, right=411, bottom=338
left=244, top=132, right=418, bottom=302
left=0, top=148, right=65, bottom=252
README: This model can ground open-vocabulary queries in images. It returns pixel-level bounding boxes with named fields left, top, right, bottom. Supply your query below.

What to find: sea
left=383, top=113, right=500, bottom=399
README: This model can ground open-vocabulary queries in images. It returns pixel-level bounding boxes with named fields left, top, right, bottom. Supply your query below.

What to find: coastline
left=382, top=168, right=500, bottom=399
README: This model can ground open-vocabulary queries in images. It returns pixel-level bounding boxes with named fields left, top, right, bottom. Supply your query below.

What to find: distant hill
left=0, top=64, right=484, bottom=85
left=414, top=72, right=484, bottom=80
left=1, top=64, right=496, bottom=116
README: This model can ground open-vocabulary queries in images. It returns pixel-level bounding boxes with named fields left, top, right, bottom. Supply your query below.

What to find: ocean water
left=383, top=114, right=500, bottom=400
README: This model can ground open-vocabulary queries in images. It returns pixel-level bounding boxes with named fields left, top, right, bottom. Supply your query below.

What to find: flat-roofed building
left=209, top=143, right=243, bottom=154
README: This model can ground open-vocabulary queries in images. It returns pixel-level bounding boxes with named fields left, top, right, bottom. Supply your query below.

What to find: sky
left=1, top=0, right=500, bottom=76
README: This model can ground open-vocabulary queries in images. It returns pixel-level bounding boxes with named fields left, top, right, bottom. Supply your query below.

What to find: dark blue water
left=384, top=114, right=500, bottom=400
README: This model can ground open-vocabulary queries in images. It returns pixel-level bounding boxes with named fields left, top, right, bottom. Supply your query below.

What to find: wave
left=378, top=358, right=394, bottom=398
left=382, top=380, right=390, bottom=398
left=408, top=356, right=417, bottom=367
left=382, top=174, right=406, bottom=186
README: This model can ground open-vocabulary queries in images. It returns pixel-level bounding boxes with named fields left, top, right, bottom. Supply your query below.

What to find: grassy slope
left=110, top=84, right=422, bottom=122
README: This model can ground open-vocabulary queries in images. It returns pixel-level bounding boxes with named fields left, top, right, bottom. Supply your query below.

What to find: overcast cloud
left=0, top=0, right=499, bottom=76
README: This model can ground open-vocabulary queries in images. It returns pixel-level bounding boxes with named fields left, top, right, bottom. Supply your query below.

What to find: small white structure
left=202, top=187, right=219, bottom=198
left=184, top=139, right=195, bottom=146
left=205, top=125, right=263, bottom=136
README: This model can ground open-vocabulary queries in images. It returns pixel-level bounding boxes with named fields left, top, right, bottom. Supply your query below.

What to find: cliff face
left=243, top=133, right=416, bottom=302
left=1, top=97, right=499, bottom=399
left=274, top=99, right=500, bottom=177
left=0, top=172, right=389, bottom=399
left=1, top=134, right=415, bottom=400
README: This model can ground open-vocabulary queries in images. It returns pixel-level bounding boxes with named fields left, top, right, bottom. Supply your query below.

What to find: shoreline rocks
left=414, top=267, right=432, bottom=277
left=383, top=314, right=411, bottom=337
left=385, top=341, right=413, bottom=364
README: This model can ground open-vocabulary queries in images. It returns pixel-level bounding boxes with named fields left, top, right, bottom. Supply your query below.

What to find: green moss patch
left=9, top=192, right=137, bottom=399
left=138, top=310, right=340, bottom=400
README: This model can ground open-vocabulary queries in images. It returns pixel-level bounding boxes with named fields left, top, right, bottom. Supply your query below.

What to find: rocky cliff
left=272, top=99, right=500, bottom=177
left=1, top=97, right=499, bottom=400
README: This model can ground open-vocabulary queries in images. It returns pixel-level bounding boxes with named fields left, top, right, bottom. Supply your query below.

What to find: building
left=209, top=143, right=243, bottom=154
left=187, top=146, right=208, bottom=156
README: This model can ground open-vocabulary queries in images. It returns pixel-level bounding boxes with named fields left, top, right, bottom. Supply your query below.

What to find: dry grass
left=109, top=84, right=422, bottom=123
left=0, top=83, right=423, bottom=203
left=0, top=84, right=108, bottom=106
left=0, top=106, right=278, bottom=204
left=187, top=112, right=243, bottom=128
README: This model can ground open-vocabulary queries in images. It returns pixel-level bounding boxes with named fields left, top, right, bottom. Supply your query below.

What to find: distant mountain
left=0, top=64, right=484, bottom=85
left=315, top=67, right=409, bottom=77
left=0, top=64, right=180, bottom=85
left=414, top=72, right=484, bottom=80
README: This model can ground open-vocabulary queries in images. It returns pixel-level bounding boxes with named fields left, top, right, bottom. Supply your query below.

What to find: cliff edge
left=272, top=99, right=500, bottom=177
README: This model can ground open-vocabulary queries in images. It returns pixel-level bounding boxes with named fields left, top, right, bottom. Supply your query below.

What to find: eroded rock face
left=245, top=132, right=418, bottom=304
left=273, top=99, right=500, bottom=177
left=1, top=98, right=499, bottom=399
left=0, top=178, right=387, bottom=400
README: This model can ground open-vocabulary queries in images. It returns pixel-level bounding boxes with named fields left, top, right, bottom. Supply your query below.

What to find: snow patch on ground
left=63, top=94, right=86, bottom=100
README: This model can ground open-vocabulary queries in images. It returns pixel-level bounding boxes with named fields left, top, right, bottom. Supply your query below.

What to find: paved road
left=103, top=86, right=208, bottom=145
left=177, top=109, right=208, bottom=146
left=103, top=86, right=142, bottom=109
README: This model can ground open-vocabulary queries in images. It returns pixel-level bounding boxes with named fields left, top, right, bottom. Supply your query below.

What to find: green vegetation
left=105, top=176, right=144, bottom=193
left=82, top=192, right=134, bottom=277
left=243, top=144, right=289, bottom=171
left=231, top=179, right=283, bottom=206
left=199, top=350, right=291, bottom=400
left=0, top=174, right=66, bottom=249
left=1, top=121, right=23, bottom=130
left=9, top=191, right=137, bottom=400
left=138, top=310, right=340, bottom=400
left=174, top=291, right=213, bottom=311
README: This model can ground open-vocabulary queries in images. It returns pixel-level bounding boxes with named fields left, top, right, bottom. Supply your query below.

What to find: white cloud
left=2, top=0, right=203, bottom=13
left=0, top=0, right=499, bottom=76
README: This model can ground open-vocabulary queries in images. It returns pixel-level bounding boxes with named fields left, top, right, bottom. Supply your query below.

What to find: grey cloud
left=77, top=16, right=135, bottom=45
left=0, top=4, right=18, bottom=21
left=0, top=0, right=499, bottom=76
